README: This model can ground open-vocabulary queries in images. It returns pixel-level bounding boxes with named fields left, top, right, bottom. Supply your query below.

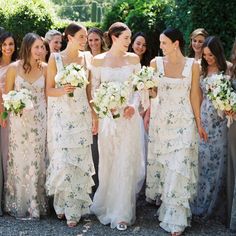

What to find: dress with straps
left=5, top=62, right=48, bottom=218
left=146, top=57, right=198, bottom=233
left=45, top=52, right=94, bottom=223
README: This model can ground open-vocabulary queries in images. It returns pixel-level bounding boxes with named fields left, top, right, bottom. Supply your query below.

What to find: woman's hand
left=123, top=106, right=135, bottom=119
left=198, top=125, right=208, bottom=142
left=63, top=84, right=76, bottom=95
left=92, top=115, right=98, bottom=135
left=143, top=107, right=150, bottom=131
left=225, top=110, right=235, bottom=117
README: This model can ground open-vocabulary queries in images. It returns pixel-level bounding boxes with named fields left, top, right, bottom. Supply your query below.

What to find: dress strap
left=182, top=58, right=194, bottom=78
left=155, top=56, right=164, bottom=74
left=54, top=53, right=64, bottom=72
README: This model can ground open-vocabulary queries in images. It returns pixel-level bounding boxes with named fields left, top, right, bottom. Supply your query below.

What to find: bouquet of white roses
left=55, top=63, right=88, bottom=97
left=92, top=81, right=131, bottom=119
left=2, top=88, right=34, bottom=120
left=206, top=73, right=236, bottom=126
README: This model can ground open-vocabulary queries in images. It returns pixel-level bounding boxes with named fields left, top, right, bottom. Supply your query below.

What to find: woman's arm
left=190, top=61, right=208, bottom=141
left=149, top=58, right=158, bottom=98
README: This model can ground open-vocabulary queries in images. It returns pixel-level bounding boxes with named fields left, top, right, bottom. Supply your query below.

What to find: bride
left=90, top=22, right=145, bottom=231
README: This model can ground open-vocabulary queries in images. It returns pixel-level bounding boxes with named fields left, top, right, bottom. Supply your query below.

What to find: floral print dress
left=5, top=70, right=48, bottom=218
left=46, top=53, right=94, bottom=223
left=146, top=57, right=198, bottom=233
left=191, top=74, right=227, bottom=219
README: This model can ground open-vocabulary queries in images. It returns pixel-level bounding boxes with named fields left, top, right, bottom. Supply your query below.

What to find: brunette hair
left=189, top=28, right=208, bottom=57
left=201, top=36, right=227, bottom=77
left=0, top=31, right=18, bottom=61
left=128, top=32, right=151, bottom=66
left=162, top=28, right=185, bottom=55
left=86, top=27, right=107, bottom=54
left=104, top=22, right=129, bottom=47
left=19, top=32, right=42, bottom=73
left=64, top=23, right=85, bottom=42
left=42, top=37, right=50, bottom=63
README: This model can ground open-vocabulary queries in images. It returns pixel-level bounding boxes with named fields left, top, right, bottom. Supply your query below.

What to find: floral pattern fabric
left=45, top=53, right=94, bottom=223
left=146, top=57, right=198, bottom=233
left=5, top=75, right=48, bottom=218
left=191, top=75, right=227, bottom=219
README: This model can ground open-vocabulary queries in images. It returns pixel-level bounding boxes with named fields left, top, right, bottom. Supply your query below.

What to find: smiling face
left=1, top=36, right=15, bottom=58
left=132, top=36, right=147, bottom=57
left=49, top=35, right=62, bottom=53
left=113, top=29, right=131, bottom=52
left=191, top=35, right=205, bottom=55
left=30, top=39, right=44, bottom=61
left=159, top=33, right=177, bottom=56
left=69, top=28, right=87, bottom=51
left=88, top=32, right=102, bottom=54
left=203, top=46, right=217, bottom=66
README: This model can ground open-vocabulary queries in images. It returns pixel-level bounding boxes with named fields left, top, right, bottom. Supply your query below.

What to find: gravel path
left=0, top=198, right=235, bottom=236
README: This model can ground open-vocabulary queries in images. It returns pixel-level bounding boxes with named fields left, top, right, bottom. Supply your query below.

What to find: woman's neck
left=207, top=64, right=219, bottom=75
left=109, top=46, right=126, bottom=57
left=166, top=51, right=184, bottom=64
left=92, top=49, right=102, bottom=57
left=0, top=55, right=12, bottom=66
left=64, top=45, right=80, bottom=59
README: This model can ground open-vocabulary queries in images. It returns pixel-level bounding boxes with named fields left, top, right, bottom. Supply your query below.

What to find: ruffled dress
left=146, top=57, right=198, bottom=233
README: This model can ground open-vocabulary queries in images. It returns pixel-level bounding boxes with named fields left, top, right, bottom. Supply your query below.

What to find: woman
left=189, top=28, right=208, bottom=62
left=41, top=37, right=50, bottom=63
left=4, top=33, right=48, bottom=219
left=227, top=39, right=236, bottom=232
left=0, top=32, right=17, bottom=181
left=86, top=27, right=107, bottom=56
left=146, top=28, right=207, bottom=236
left=90, top=22, right=145, bottom=231
left=128, top=31, right=151, bottom=66
left=45, top=23, right=94, bottom=227
left=192, top=36, right=230, bottom=220
left=44, top=29, right=62, bottom=53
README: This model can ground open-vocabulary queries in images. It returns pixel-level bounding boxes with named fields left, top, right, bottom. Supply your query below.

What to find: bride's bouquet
left=55, top=63, right=89, bottom=97
left=2, top=88, right=34, bottom=120
left=130, top=66, right=160, bottom=110
left=206, top=73, right=236, bottom=126
left=92, top=81, right=131, bottom=119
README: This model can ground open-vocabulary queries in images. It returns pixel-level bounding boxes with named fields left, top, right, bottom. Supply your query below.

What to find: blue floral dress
left=146, top=57, right=198, bottom=233
left=191, top=74, right=227, bottom=219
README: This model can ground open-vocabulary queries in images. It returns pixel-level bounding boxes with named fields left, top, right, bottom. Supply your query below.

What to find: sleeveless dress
left=0, top=65, right=10, bottom=181
left=45, top=53, right=94, bottom=223
left=146, top=57, right=198, bottom=233
left=191, top=74, right=227, bottom=219
left=4, top=69, right=48, bottom=218
left=227, top=79, right=236, bottom=231
left=90, top=64, right=145, bottom=228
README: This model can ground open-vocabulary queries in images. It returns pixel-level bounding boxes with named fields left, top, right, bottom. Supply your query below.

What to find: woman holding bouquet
left=4, top=33, right=48, bottom=219
left=90, top=22, right=145, bottom=231
left=146, top=28, right=207, bottom=235
left=227, top=39, right=236, bottom=232
left=45, top=23, right=94, bottom=227
left=192, top=36, right=230, bottom=220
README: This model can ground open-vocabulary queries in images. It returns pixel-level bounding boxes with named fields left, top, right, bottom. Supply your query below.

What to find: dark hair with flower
left=201, top=36, right=227, bottom=77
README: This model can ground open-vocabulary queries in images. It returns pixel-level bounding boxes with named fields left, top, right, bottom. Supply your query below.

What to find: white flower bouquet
left=130, top=66, right=158, bottom=91
left=92, top=81, right=131, bottom=119
left=55, top=63, right=89, bottom=97
left=2, top=88, right=34, bottom=120
left=206, top=73, right=236, bottom=126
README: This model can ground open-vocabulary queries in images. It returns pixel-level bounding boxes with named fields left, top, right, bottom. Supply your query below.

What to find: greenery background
left=0, top=0, right=235, bottom=58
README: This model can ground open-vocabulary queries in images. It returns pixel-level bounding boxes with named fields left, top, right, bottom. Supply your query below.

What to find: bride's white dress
left=90, top=64, right=145, bottom=228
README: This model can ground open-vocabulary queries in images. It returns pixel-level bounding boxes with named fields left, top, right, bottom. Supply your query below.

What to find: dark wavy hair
left=201, top=36, right=227, bottom=77
left=189, top=28, right=208, bottom=57
left=86, top=27, right=107, bottom=54
left=19, top=32, right=42, bottom=73
left=231, top=38, right=236, bottom=79
left=104, top=22, right=129, bottom=48
left=0, top=31, right=18, bottom=62
left=128, top=32, right=151, bottom=66
left=162, top=28, right=185, bottom=55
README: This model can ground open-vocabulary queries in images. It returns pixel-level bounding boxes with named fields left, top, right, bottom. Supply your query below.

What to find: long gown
left=227, top=79, right=236, bottom=231
left=146, top=57, right=198, bottom=233
left=192, top=74, right=227, bottom=219
left=46, top=53, right=94, bottom=223
left=0, top=65, right=10, bottom=181
left=4, top=68, right=48, bottom=218
left=90, top=64, right=145, bottom=229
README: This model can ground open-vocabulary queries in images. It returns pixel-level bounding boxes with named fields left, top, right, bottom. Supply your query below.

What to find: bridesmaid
left=4, top=33, right=48, bottom=219
left=46, top=23, right=94, bottom=227
left=192, top=36, right=230, bottom=220
left=227, top=39, right=236, bottom=232
left=0, top=32, right=17, bottom=181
